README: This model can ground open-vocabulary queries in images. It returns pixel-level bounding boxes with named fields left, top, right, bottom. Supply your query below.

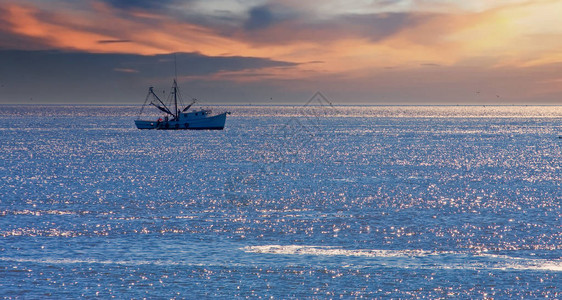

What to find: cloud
left=101, top=0, right=176, bottom=10
left=97, top=39, right=132, bottom=44
left=0, top=50, right=295, bottom=78
left=420, top=63, right=441, bottom=67
left=244, top=6, right=275, bottom=30
left=242, top=4, right=301, bottom=32
left=0, top=2, right=259, bottom=56
left=235, top=9, right=432, bottom=45
left=113, top=67, right=138, bottom=73
left=333, top=12, right=430, bottom=42
left=0, top=0, right=561, bottom=103
left=3, top=0, right=559, bottom=70
left=0, top=50, right=297, bottom=103
left=0, top=5, right=50, bottom=50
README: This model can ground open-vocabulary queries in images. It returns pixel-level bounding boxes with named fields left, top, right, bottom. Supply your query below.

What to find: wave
left=241, top=245, right=562, bottom=272
left=478, top=253, right=562, bottom=272
left=2, top=245, right=560, bottom=272
left=242, top=245, right=434, bottom=257
left=0, top=257, right=207, bottom=267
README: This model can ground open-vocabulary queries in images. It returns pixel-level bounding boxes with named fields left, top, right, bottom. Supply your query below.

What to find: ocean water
left=0, top=105, right=561, bottom=298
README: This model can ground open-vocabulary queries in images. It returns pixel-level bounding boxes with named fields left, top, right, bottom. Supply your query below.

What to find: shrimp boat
left=135, top=79, right=229, bottom=130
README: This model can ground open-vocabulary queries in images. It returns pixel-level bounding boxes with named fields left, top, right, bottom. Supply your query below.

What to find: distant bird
left=496, top=95, right=500, bottom=98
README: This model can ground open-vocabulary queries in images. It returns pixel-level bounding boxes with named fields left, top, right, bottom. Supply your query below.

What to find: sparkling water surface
left=0, top=105, right=561, bottom=298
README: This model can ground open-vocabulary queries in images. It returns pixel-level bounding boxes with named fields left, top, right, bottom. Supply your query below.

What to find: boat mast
left=173, top=53, right=178, bottom=119
left=173, top=80, right=178, bottom=119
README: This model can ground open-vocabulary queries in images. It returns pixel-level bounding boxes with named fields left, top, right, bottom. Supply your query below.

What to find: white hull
left=135, top=112, right=228, bottom=130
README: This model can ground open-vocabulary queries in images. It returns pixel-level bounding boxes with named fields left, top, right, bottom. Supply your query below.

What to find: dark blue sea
left=1, top=105, right=561, bottom=298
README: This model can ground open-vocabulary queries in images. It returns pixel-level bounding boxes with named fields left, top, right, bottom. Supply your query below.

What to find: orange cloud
left=2, top=0, right=561, bottom=87
left=3, top=4, right=160, bottom=54
left=2, top=2, right=257, bottom=56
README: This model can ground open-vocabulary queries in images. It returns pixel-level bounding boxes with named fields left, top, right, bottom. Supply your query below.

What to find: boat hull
left=135, top=112, right=228, bottom=130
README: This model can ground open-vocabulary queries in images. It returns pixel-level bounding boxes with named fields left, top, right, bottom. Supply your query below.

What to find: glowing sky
left=0, top=0, right=561, bottom=104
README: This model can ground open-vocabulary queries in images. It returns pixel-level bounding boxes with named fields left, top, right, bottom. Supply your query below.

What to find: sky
left=0, top=0, right=561, bottom=104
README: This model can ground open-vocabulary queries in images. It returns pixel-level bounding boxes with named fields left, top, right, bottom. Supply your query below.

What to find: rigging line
left=179, top=90, right=206, bottom=107
left=137, top=90, right=152, bottom=119
left=180, top=88, right=199, bottom=101
left=176, top=89, right=185, bottom=108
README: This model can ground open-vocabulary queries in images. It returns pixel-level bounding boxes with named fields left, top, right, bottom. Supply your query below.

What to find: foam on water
left=242, top=245, right=562, bottom=272
left=1, top=257, right=170, bottom=266
left=242, top=245, right=433, bottom=257
left=0, top=257, right=223, bottom=267
left=3, top=247, right=560, bottom=273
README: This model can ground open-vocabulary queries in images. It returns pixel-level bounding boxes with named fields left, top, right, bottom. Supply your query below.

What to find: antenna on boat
left=174, top=53, right=178, bottom=81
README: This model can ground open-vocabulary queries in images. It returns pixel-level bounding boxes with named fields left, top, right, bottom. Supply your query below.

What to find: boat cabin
left=181, top=109, right=211, bottom=120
